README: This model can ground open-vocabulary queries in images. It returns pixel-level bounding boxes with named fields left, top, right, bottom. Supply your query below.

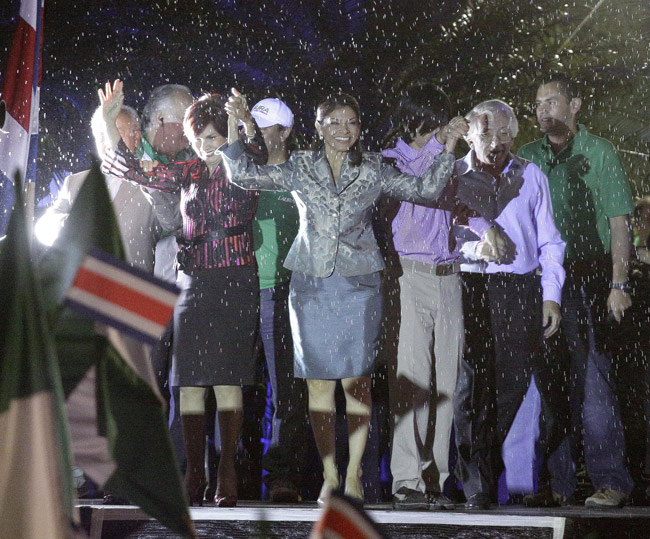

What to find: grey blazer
left=41, top=170, right=162, bottom=272
left=221, top=141, right=455, bottom=277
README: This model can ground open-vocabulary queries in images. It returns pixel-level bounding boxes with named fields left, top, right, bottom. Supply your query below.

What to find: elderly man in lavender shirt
left=381, top=84, right=506, bottom=511
left=453, top=100, right=566, bottom=510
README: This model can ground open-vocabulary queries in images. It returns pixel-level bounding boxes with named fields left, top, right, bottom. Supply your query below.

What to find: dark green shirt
left=518, top=124, right=634, bottom=260
left=253, top=191, right=299, bottom=289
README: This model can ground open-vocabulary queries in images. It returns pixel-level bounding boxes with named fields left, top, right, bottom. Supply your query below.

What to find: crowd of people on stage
left=37, top=71, right=650, bottom=511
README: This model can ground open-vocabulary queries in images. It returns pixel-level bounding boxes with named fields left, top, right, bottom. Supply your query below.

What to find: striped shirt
left=104, top=146, right=258, bottom=270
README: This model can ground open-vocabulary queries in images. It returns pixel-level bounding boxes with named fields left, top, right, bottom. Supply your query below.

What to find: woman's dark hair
left=316, top=93, right=362, bottom=167
left=183, top=93, right=228, bottom=140
left=384, top=82, right=452, bottom=148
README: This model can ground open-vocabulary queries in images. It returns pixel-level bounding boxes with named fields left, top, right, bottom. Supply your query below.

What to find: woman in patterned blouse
left=102, top=86, right=264, bottom=508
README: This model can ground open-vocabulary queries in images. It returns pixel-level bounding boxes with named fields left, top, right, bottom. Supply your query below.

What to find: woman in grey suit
left=222, top=91, right=467, bottom=504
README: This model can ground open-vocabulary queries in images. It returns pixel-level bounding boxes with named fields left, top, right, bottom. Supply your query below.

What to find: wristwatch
left=610, top=280, right=632, bottom=294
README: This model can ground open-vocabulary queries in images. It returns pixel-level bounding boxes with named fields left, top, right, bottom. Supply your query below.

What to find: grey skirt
left=171, top=266, right=259, bottom=387
left=290, top=270, right=382, bottom=379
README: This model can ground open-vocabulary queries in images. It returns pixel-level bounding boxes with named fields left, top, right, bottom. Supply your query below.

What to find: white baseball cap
left=251, top=98, right=293, bottom=128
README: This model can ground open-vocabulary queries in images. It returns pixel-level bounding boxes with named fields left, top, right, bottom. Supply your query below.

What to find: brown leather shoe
left=269, top=480, right=301, bottom=503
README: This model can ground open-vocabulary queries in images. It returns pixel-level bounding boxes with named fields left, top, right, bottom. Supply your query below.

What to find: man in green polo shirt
left=518, top=73, right=635, bottom=508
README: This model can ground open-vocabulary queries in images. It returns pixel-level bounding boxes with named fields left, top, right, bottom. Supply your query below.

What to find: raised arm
left=381, top=117, right=466, bottom=202
left=380, top=151, right=456, bottom=204
left=220, top=139, right=293, bottom=191
left=225, top=88, right=257, bottom=144
left=102, top=141, right=187, bottom=193
left=98, top=79, right=124, bottom=150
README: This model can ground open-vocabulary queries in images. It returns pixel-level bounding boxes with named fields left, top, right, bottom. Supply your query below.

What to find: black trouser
left=454, top=272, right=558, bottom=498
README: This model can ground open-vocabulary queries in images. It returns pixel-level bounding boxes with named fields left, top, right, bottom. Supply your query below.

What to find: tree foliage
left=0, top=0, right=648, bottom=200
left=390, top=0, right=650, bottom=193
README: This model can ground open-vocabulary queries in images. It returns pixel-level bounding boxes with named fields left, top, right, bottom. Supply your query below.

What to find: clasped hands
left=476, top=226, right=514, bottom=264
left=225, top=88, right=256, bottom=141
left=476, top=226, right=561, bottom=337
left=436, top=116, right=469, bottom=154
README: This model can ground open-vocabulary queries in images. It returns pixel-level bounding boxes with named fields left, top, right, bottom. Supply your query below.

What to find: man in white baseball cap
left=249, top=98, right=294, bottom=164
left=251, top=97, right=294, bottom=129
left=242, top=96, right=306, bottom=502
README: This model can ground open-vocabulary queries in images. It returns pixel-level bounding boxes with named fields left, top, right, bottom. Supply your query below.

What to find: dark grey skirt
left=171, top=265, right=259, bottom=387
left=290, top=270, right=382, bottom=379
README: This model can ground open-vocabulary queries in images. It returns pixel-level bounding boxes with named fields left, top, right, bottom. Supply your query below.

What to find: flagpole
left=25, top=0, right=44, bottom=245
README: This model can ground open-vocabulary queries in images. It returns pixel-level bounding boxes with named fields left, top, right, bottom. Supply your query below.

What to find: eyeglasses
left=477, top=130, right=512, bottom=143
left=320, top=118, right=360, bottom=128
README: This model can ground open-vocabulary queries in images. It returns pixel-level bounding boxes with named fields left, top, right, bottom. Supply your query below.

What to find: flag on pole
left=0, top=0, right=44, bottom=235
left=0, top=174, right=74, bottom=539
left=311, top=491, right=386, bottom=539
left=38, top=161, right=194, bottom=537
left=65, top=248, right=179, bottom=346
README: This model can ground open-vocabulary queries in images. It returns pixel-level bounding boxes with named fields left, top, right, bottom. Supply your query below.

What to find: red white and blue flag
left=65, top=248, right=179, bottom=345
left=311, top=491, right=386, bottom=539
left=0, top=0, right=44, bottom=234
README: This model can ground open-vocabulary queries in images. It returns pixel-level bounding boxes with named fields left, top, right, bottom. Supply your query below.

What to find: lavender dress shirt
left=456, top=151, right=566, bottom=304
left=382, top=136, right=491, bottom=265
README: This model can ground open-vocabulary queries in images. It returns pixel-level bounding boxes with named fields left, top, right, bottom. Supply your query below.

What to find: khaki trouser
left=388, top=259, right=464, bottom=495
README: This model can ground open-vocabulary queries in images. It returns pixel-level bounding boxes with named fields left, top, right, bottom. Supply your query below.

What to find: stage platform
left=78, top=500, right=650, bottom=538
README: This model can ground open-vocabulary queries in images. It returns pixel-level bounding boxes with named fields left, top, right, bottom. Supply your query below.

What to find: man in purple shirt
left=381, top=84, right=505, bottom=511
left=453, top=99, right=565, bottom=510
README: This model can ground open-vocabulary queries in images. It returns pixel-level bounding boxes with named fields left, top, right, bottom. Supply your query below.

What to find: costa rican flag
left=65, top=248, right=179, bottom=345
left=311, top=491, right=386, bottom=539
left=0, top=0, right=44, bottom=235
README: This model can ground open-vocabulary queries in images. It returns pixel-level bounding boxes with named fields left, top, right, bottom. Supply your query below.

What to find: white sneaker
left=584, top=488, right=628, bottom=508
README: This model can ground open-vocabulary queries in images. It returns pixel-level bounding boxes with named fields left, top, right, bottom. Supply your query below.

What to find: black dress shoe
left=102, top=492, right=129, bottom=505
left=464, top=492, right=491, bottom=510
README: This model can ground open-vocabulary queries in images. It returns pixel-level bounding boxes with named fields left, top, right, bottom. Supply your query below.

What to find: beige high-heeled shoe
left=317, top=475, right=340, bottom=506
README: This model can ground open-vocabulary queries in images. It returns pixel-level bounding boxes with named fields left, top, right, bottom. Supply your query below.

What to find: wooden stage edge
left=78, top=501, right=650, bottom=539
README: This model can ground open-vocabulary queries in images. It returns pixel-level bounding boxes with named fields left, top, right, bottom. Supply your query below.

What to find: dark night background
left=1, top=0, right=649, bottom=214
left=1, top=0, right=650, bottom=506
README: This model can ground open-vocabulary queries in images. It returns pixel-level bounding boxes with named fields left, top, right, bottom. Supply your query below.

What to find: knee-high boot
left=181, top=413, right=207, bottom=506
left=214, top=409, right=243, bottom=507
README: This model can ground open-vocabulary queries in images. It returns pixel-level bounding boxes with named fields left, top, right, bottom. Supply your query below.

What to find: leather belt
left=489, top=269, right=538, bottom=281
left=399, top=257, right=460, bottom=276
left=176, top=224, right=250, bottom=271
left=179, top=224, right=250, bottom=247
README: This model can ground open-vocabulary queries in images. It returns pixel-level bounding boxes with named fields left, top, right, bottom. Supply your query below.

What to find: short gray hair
left=465, top=99, right=518, bottom=141
left=90, top=105, right=140, bottom=158
left=142, top=84, right=193, bottom=133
